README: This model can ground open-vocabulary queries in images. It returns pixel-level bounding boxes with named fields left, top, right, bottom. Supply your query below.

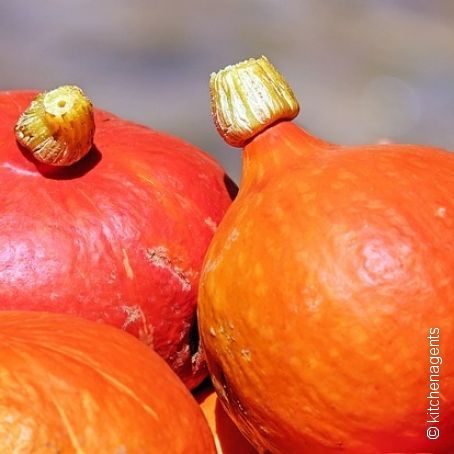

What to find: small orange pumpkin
left=198, top=57, right=454, bottom=452
left=0, top=311, right=215, bottom=452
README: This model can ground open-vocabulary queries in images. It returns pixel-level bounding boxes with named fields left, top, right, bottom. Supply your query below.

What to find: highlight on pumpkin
left=209, top=56, right=299, bottom=147
left=15, top=85, right=95, bottom=166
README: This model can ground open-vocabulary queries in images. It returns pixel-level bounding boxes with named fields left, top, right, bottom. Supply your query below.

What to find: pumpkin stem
left=209, top=56, right=299, bottom=147
left=15, top=85, right=95, bottom=166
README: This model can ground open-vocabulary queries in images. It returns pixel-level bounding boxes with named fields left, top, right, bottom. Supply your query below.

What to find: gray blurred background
left=1, top=1, right=454, bottom=182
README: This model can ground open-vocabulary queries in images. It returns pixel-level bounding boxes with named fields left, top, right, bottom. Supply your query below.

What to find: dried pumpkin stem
left=15, top=85, right=95, bottom=166
left=209, top=56, right=299, bottom=147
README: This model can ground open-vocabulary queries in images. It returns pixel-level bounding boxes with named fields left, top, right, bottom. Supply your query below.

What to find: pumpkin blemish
left=145, top=246, right=191, bottom=292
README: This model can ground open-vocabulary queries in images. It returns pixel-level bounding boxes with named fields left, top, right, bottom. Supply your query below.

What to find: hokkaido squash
left=0, top=88, right=235, bottom=389
left=0, top=311, right=215, bottom=452
left=198, top=57, right=454, bottom=452
left=196, top=385, right=256, bottom=454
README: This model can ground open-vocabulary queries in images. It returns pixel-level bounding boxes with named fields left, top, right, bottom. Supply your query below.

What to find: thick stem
left=15, top=85, right=95, bottom=166
left=209, top=56, right=299, bottom=148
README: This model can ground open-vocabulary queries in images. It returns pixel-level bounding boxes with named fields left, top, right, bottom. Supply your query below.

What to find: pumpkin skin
left=198, top=120, right=454, bottom=452
left=0, top=91, right=236, bottom=389
left=0, top=311, right=215, bottom=453
left=196, top=385, right=256, bottom=454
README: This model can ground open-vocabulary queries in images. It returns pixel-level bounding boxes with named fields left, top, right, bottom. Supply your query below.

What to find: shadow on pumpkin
left=196, top=384, right=257, bottom=454
left=224, top=173, right=239, bottom=200
left=17, top=142, right=102, bottom=180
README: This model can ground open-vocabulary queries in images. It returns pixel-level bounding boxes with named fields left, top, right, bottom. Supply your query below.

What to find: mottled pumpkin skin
left=196, top=386, right=256, bottom=454
left=0, top=311, right=215, bottom=453
left=198, top=122, right=454, bottom=452
left=0, top=91, right=235, bottom=389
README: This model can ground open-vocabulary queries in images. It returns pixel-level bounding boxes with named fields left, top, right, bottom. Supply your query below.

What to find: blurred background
left=1, top=0, right=454, bottom=182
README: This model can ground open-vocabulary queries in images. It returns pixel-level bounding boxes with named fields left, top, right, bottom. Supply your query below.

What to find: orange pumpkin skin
left=199, top=121, right=454, bottom=452
left=0, top=91, right=235, bottom=389
left=196, top=386, right=256, bottom=454
left=0, top=311, right=215, bottom=452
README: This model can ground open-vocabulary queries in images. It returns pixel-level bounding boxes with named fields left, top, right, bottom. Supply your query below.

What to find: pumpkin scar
left=50, top=396, right=85, bottom=454
left=241, top=349, right=252, bottom=362
left=121, top=305, right=154, bottom=347
left=145, top=246, right=192, bottom=292
left=121, top=305, right=142, bottom=329
left=122, top=249, right=135, bottom=280
left=1, top=163, right=39, bottom=177
left=204, top=217, right=217, bottom=232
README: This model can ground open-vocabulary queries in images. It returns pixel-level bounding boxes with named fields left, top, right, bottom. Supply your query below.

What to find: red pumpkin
left=199, top=57, right=454, bottom=452
left=0, top=90, right=235, bottom=389
left=0, top=311, right=215, bottom=452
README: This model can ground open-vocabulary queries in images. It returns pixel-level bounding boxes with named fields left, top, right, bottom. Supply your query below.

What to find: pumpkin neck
left=240, top=121, right=328, bottom=190
left=208, top=56, right=332, bottom=190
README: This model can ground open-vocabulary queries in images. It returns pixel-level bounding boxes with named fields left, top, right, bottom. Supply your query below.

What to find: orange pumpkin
left=0, top=311, right=215, bottom=452
left=196, top=385, right=256, bottom=454
left=198, top=57, right=454, bottom=452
